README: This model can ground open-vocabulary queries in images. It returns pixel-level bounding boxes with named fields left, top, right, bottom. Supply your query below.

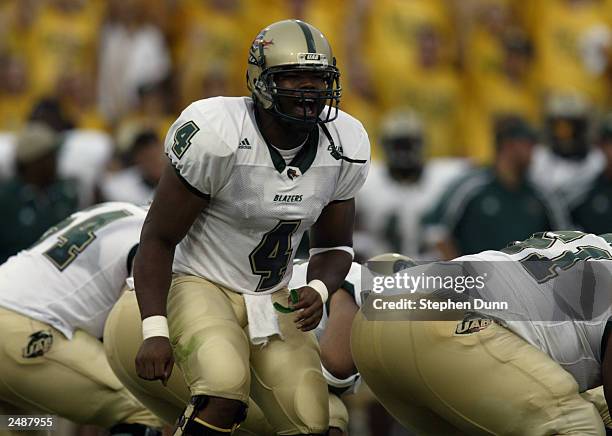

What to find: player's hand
left=291, top=286, right=324, bottom=332
left=135, top=336, right=174, bottom=386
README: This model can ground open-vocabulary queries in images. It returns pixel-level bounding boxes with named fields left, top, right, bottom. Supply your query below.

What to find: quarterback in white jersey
left=352, top=231, right=612, bottom=435
left=0, top=202, right=161, bottom=435
left=166, top=95, right=369, bottom=294
left=134, top=20, right=370, bottom=436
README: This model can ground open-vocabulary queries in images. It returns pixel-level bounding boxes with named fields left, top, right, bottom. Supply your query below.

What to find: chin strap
left=320, top=124, right=367, bottom=164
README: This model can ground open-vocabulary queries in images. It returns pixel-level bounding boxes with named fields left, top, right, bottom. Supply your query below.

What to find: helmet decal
left=295, top=19, right=316, bottom=53
left=297, top=53, right=328, bottom=66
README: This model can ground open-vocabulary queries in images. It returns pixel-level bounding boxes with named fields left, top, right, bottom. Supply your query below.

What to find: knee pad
left=189, top=328, right=250, bottom=394
left=173, top=396, right=248, bottom=436
left=109, top=423, right=161, bottom=436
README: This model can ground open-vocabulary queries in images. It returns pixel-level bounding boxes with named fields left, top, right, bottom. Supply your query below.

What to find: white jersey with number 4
left=0, top=202, right=146, bottom=339
left=452, top=231, right=612, bottom=391
left=165, top=96, right=370, bottom=294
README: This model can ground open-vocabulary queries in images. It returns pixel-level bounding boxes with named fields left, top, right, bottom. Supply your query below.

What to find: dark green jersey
left=570, top=172, right=612, bottom=235
left=423, top=168, right=568, bottom=255
left=0, top=177, right=79, bottom=263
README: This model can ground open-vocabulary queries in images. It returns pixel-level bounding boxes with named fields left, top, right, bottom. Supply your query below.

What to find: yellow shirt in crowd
left=27, top=1, right=104, bottom=97
left=528, top=0, right=610, bottom=108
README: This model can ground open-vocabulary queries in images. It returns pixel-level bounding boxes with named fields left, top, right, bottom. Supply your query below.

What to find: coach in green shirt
left=569, top=116, right=612, bottom=234
left=0, top=123, right=78, bottom=263
left=423, top=116, right=568, bottom=259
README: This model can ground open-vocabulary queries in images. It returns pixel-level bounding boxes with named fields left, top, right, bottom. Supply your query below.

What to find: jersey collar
left=264, top=127, right=319, bottom=175
left=249, top=101, right=320, bottom=175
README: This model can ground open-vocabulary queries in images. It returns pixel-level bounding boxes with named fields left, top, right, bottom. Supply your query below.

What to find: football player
left=352, top=231, right=612, bottom=435
left=530, top=93, right=604, bottom=197
left=105, top=256, right=409, bottom=436
left=133, top=19, right=370, bottom=436
left=0, top=202, right=162, bottom=435
left=355, top=109, right=469, bottom=258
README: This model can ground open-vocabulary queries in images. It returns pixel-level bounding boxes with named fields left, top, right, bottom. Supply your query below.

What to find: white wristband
left=307, top=279, right=329, bottom=304
left=309, top=246, right=355, bottom=259
left=142, top=315, right=169, bottom=340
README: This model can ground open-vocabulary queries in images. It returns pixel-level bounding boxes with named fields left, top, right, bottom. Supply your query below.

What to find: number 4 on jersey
left=250, top=220, right=301, bottom=292
left=44, top=210, right=132, bottom=271
left=172, top=121, right=200, bottom=158
left=521, top=246, right=612, bottom=283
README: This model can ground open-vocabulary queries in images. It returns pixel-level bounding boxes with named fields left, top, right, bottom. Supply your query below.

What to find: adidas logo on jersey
left=238, top=138, right=251, bottom=149
left=274, top=194, right=303, bottom=203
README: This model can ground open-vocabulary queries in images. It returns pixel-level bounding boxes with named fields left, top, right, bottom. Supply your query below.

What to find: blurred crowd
left=2, top=0, right=612, bottom=262
left=3, top=1, right=612, bottom=435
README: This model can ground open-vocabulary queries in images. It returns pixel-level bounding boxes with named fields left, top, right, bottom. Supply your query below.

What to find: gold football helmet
left=246, top=19, right=341, bottom=124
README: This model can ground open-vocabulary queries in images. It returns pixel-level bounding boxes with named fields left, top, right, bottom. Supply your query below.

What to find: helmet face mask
left=383, top=136, right=424, bottom=180
left=379, top=109, right=425, bottom=181
left=264, top=66, right=341, bottom=125
left=544, top=93, right=591, bottom=159
left=546, top=116, right=589, bottom=159
left=247, top=20, right=342, bottom=126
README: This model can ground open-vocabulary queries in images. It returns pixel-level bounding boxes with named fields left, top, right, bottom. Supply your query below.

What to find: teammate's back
left=0, top=202, right=146, bottom=339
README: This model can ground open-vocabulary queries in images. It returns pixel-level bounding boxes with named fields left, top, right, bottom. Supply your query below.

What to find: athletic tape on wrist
left=142, top=315, right=169, bottom=340
left=309, top=246, right=355, bottom=259
left=307, top=279, right=329, bottom=304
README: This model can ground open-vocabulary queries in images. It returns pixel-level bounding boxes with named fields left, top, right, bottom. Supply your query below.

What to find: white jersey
left=529, top=145, right=604, bottom=198
left=356, top=159, right=470, bottom=257
left=444, top=231, right=612, bottom=391
left=165, top=97, right=370, bottom=294
left=289, top=260, right=363, bottom=394
left=100, top=167, right=156, bottom=204
left=0, top=202, right=146, bottom=339
left=58, top=129, right=114, bottom=207
left=0, top=130, right=113, bottom=206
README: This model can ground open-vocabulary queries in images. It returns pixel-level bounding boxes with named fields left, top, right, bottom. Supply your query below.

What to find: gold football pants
left=0, top=306, right=160, bottom=430
left=352, top=312, right=608, bottom=435
left=105, top=276, right=329, bottom=435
